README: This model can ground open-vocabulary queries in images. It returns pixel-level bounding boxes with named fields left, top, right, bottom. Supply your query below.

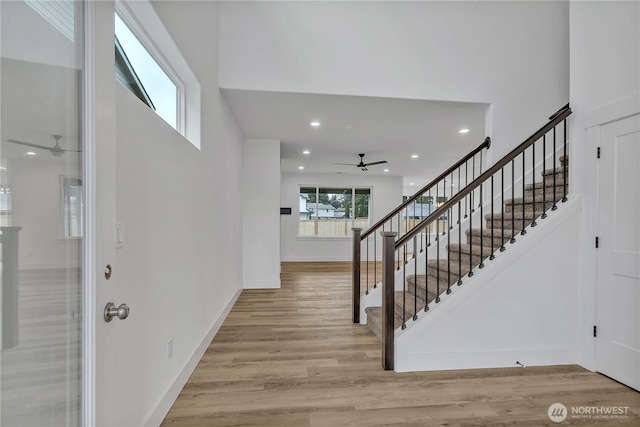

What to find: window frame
left=298, top=185, right=372, bottom=239
left=114, top=0, right=201, bottom=149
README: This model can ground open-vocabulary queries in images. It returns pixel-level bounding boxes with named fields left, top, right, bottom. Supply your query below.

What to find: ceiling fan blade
left=61, top=148, right=82, bottom=153
left=6, top=139, right=53, bottom=151
left=333, top=162, right=358, bottom=166
left=364, top=160, right=388, bottom=166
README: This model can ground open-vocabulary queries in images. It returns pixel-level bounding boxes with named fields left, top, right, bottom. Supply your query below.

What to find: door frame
left=82, top=0, right=97, bottom=424
left=82, top=1, right=119, bottom=424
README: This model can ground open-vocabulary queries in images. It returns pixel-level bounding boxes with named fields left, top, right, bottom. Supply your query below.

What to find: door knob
left=104, top=302, right=130, bottom=322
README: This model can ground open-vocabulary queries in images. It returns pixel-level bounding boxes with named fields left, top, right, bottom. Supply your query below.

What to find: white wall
left=219, top=1, right=569, bottom=161
left=569, top=0, right=640, bottom=371
left=96, top=1, right=244, bottom=425
left=281, top=172, right=402, bottom=261
left=243, top=139, right=281, bottom=288
left=396, top=198, right=582, bottom=372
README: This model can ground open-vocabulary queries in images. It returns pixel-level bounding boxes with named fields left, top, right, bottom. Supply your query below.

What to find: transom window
left=115, top=12, right=177, bottom=129
left=299, top=187, right=371, bottom=238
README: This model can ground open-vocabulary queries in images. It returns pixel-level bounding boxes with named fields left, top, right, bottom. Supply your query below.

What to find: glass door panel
left=1, top=1, right=83, bottom=425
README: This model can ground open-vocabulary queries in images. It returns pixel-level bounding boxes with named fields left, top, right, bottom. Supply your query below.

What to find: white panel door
left=596, top=114, right=640, bottom=391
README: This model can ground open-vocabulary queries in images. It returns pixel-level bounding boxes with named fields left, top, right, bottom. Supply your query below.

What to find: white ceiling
left=222, top=89, right=488, bottom=188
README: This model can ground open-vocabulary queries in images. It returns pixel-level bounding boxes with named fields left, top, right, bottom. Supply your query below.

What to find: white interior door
left=0, top=1, right=85, bottom=425
left=596, top=113, right=640, bottom=391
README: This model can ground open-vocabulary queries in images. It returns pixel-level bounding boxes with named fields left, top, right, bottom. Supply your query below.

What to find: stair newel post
left=381, top=231, right=397, bottom=371
left=352, top=228, right=362, bottom=324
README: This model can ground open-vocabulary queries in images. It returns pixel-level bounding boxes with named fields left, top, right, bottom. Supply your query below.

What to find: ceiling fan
left=6, top=135, right=81, bottom=157
left=334, top=153, right=388, bottom=171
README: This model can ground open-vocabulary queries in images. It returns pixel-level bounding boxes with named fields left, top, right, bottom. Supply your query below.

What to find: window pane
left=317, top=188, right=351, bottom=237
left=353, top=189, right=370, bottom=233
left=62, top=178, right=83, bottom=238
left=115, top=13, right=177, bottom=128
left=299, top=188, right=315, bottom=236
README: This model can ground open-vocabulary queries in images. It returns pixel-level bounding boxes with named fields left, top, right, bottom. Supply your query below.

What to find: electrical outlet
left=167, top=338, right=173, bottom=360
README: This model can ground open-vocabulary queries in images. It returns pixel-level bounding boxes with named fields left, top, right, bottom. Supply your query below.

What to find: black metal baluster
left=428, top=188, right=432, bottom=247
left=531, top=141, right=537, bottom=227
left=424, top=240, right=429, bottom=312
left=479, top=183, right=485, bottom=268
left=446, top=206, right=452, bottom=294
left=542, top=134, right=548, bottom=219
left=373, top=233, right=377, bottom=289
left=450, top=172, right=454, bottom=230
left=490, top=175, right=496, bottom=260
left=402, top=244, right=407, bottom=330
left=562, top=119, right=568, bottom=202
left=521, top=150, right=527, bottom=236
left=471, top=155, right=476, bottom=212
left=366, top=238, right=369, bottom=294
left=464, top=161, right=468, bottom=218
left=552, top=127, right=558, bottom=211
left=478, top=150, right=483, bottom=208
left=468, top=196, right=474, bottom=277
left=420, top=196, right=424, bottom=253
left=397, top=213, right=401, bottom=270
left=435, top=218, right=441, bottom=303
left=500, top=168, right=506, bottom=252
left=413, top=237, right=418, bottom=321
left=457, top=167, right=461, bottom=224
left=457, top=201, right=463, bottom=285
left=510, top=159, right=516, bottom=244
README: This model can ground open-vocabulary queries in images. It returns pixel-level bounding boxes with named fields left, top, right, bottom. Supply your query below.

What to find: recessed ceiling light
left=459, top=128, right=470, bottom=134
left=383, top=169, right=389, bottom=172
left=298, top=166, right=305, bottom=170
left=310, top=121, right=320, bottom=127
left=25, top=151, right=37, bottom=156
left=345, top=123, right=353, bottom=130
left=409, top=182, right=415, bottom=186
left=0, top=167, right=6, bottom=170
left=302, top=150, right=310, bottom=155
left=411, top=154, right=419, bottom=159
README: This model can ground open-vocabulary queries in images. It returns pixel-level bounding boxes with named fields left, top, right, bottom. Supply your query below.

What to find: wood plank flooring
left=162, top=262, right=639, bottom=426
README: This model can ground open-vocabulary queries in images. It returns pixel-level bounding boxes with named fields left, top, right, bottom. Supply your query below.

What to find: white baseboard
left=144, top=287, right=242, bottom=427
left=280, top=256, right=352, bottom=262
left=244, top=278, right=281, bottom=289
left=398, top=347, right=580, bottom=372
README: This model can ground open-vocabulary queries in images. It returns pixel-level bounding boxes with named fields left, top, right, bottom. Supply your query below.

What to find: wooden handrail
left=361, top=137, right=491, bottom=240
left=395, top=105, right=572, bottom=249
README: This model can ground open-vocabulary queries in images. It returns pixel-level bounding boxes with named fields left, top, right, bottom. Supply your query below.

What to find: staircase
left=352, top=104, right=572, bottom=370
left=364, top=156, right=568, bottom=341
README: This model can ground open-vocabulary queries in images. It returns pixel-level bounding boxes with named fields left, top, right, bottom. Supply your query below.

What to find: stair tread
left=486, top=211, right=538, bottom=221
left=466, top=227, right=515, bottom=237
left=448, top=243, right=493, bottom=256
left=524, top=178, right=567, bottom=191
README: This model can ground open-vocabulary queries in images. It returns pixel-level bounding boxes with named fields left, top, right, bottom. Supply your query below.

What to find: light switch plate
left=115, top=222, right=124, bottom=248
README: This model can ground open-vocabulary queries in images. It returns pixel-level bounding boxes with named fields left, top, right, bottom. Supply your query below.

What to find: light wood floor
left=162, top=262, right=639, bottom=426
